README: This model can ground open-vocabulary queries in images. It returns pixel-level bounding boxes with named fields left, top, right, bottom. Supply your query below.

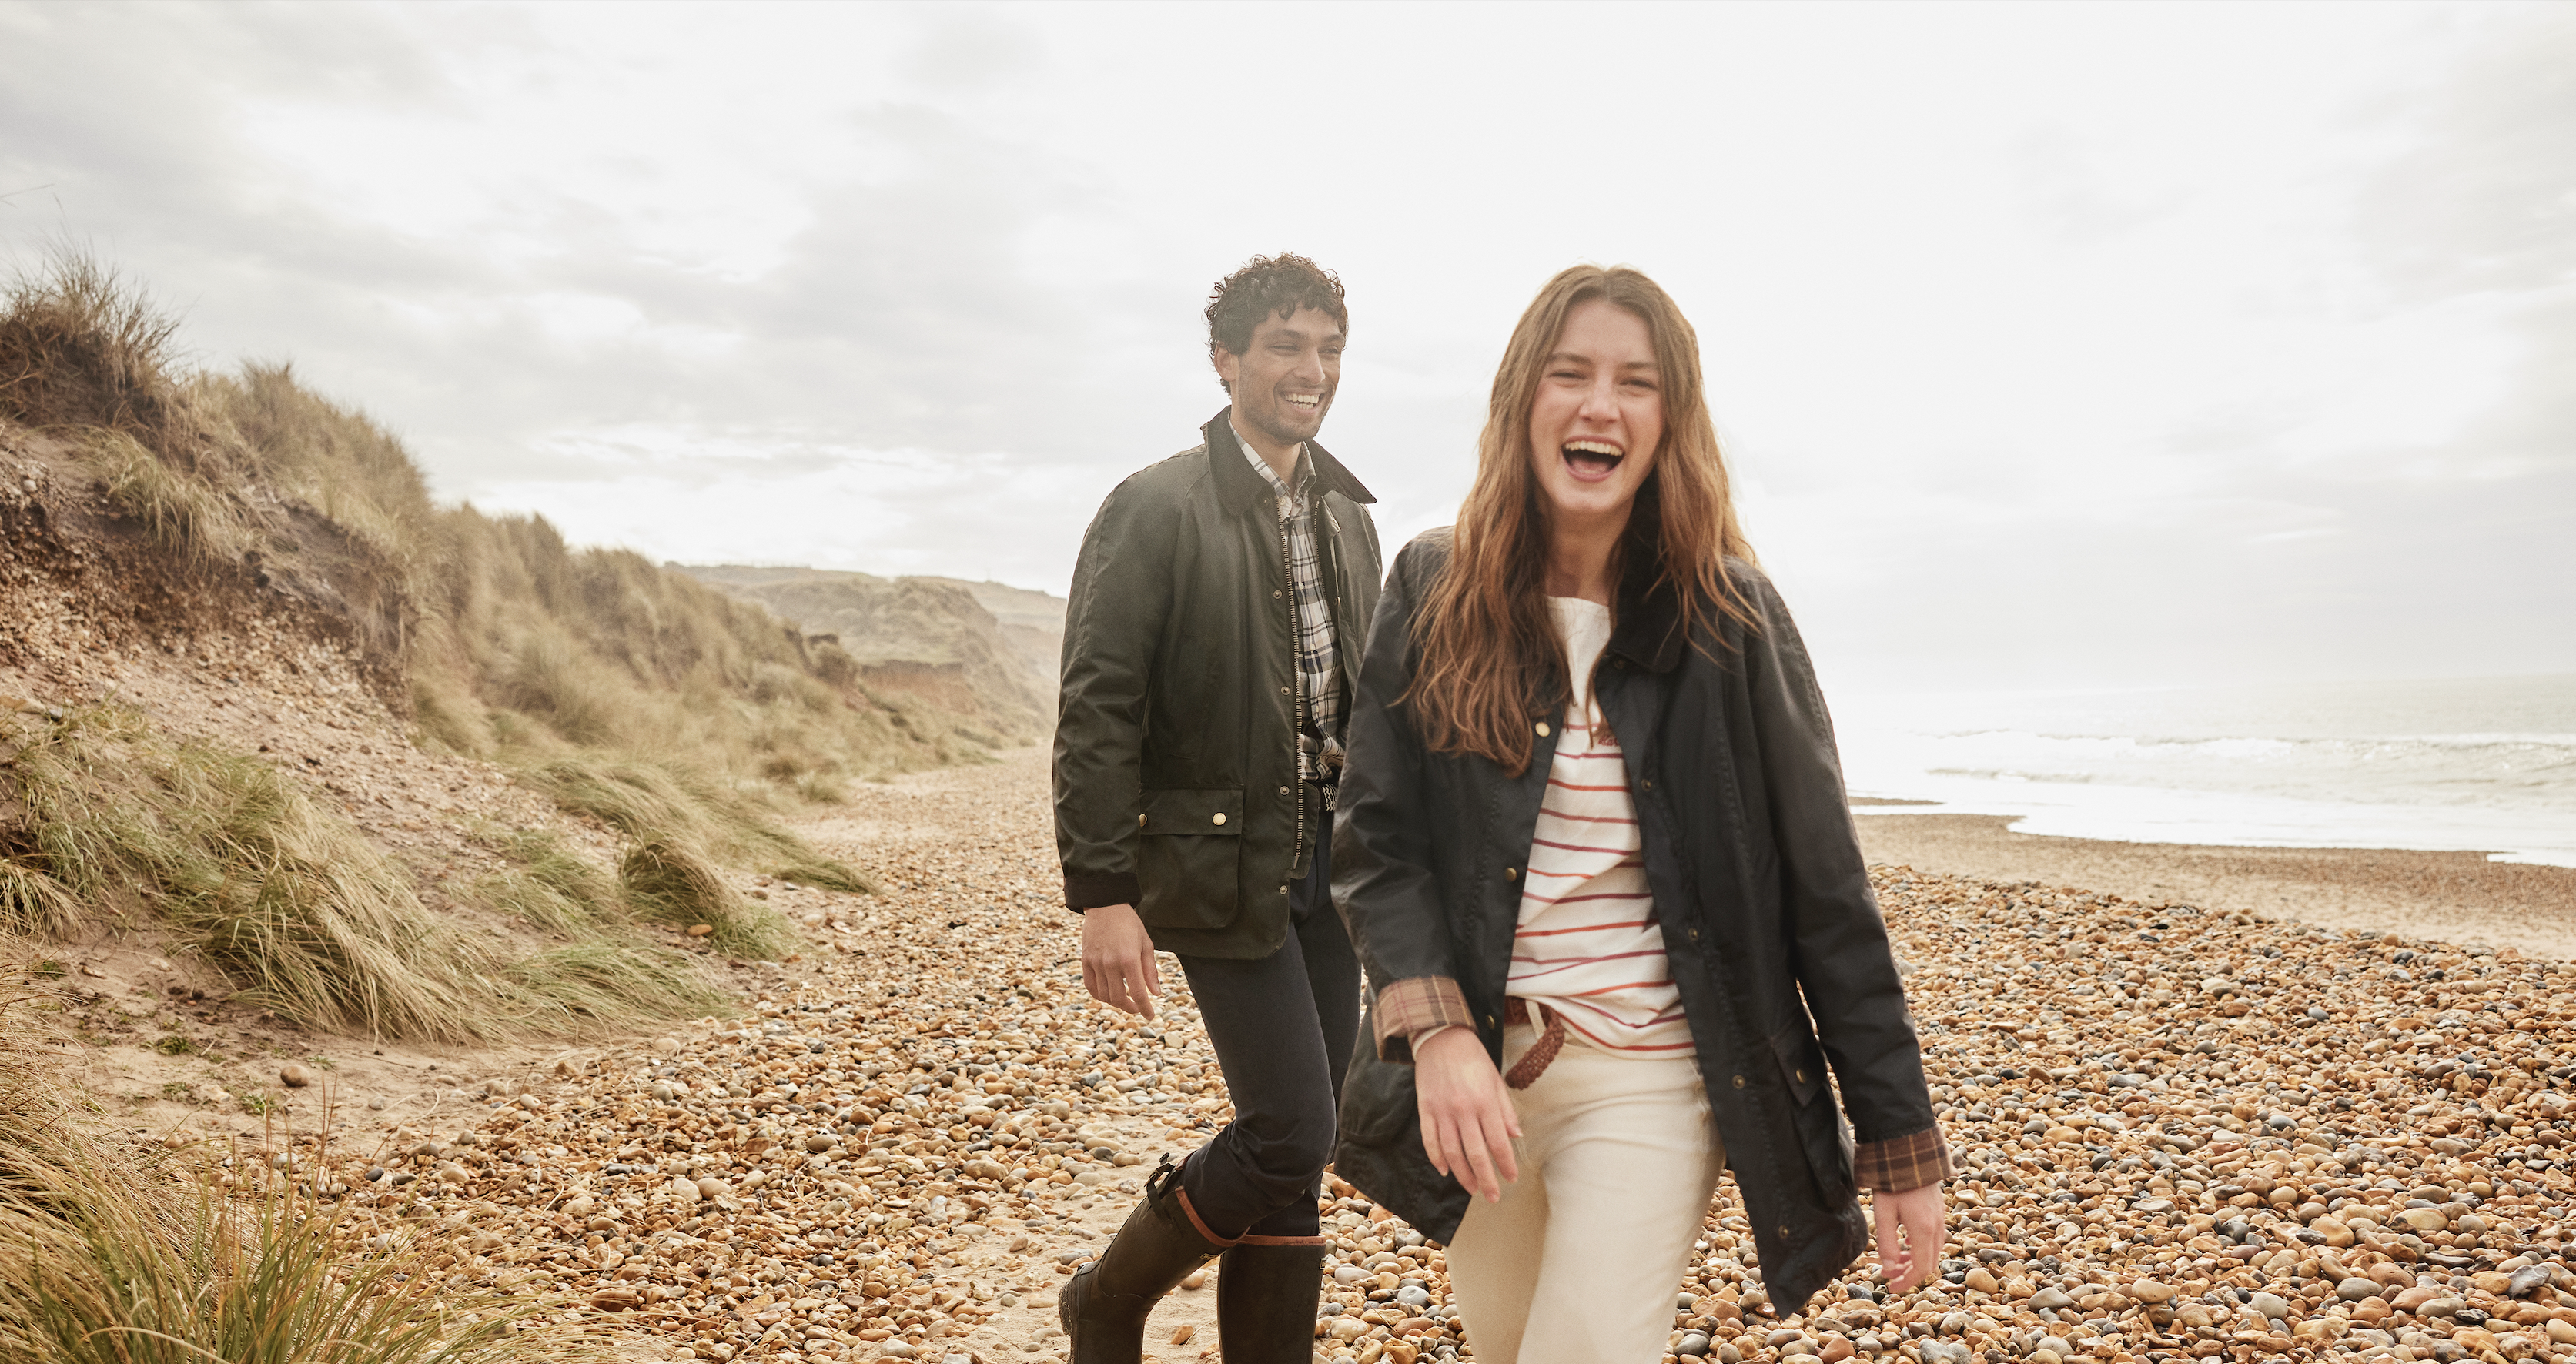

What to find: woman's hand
left=1414, top=1027, right=1521, bottom=1202
left=1870, top=1183, right=1947, bottom=1292
left=1079, top=904, right=1160, bottom=1020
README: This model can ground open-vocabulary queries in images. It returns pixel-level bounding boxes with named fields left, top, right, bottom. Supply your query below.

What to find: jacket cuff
left=1063, top=870, right=1140, bottom=911
left=1371, top=976, right=1474, bottom=1063
left=1853, top=1126, right=1955, bottom=1193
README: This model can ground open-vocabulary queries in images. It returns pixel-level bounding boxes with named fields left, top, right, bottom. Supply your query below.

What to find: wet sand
left=1855, top=813, right=2576, bottom=960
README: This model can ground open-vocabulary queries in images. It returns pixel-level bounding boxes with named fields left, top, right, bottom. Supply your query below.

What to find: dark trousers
left=1174, top=814, right=1359, bottom=1239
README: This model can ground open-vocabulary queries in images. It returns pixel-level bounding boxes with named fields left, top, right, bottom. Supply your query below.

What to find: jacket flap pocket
left=1769, top=1023, right=1828, bottom=1106
left=1139, top=787, right=1245, bottom=836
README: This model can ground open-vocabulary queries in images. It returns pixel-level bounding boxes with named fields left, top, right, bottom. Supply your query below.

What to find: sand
left=1856, top=814, right=2576, bottom=960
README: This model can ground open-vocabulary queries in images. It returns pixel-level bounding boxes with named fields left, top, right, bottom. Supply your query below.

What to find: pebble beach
left=267, top=751, right=2574, bottom=1364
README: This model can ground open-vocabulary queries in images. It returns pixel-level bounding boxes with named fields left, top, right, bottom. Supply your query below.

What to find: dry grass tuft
left=82, top=427, right=255, bottom=564
left=0, top=247, right=190, bottom=451
left=0, top=859, right=80, bottom=939
left=617, top=837, right=798, bottom=959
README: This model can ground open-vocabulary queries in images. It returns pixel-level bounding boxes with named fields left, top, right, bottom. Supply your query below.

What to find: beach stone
left=2402, top=1206, right=2449, bottom=1232
left=2393, top=1285, right=2443, bottom=1312
left=2251, top=1292, right=2291, bottom=1320
left=2028, top=1287, right=2075, bottom=1311
left=2337, top=1277, right=2380, bottom=1301
left=1677, top=1332, right=1712, bottom=1356
left=1919, top=1342, right=1971, bottom=1364
left=279, top=1064, right=313, bottom=1088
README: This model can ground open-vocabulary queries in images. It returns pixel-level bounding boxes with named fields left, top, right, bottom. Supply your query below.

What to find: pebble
left=255, top=761, right=2576, bottom=1364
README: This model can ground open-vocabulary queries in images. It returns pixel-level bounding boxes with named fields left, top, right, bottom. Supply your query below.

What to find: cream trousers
left=1446, top=1021, right=1727, bottom=1364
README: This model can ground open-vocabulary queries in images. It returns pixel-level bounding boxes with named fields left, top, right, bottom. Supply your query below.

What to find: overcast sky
left=5, top=1, right=2570, bottom=694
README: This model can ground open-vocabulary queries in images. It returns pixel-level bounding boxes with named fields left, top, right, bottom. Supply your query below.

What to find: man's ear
left=1213, top=344, right=1240, bottom=396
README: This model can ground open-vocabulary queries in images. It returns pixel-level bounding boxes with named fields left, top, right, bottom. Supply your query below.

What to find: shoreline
left=1855, top=812, right=2576, bottom=959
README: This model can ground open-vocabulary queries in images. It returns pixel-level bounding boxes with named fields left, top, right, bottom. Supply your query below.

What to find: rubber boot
left=1058, top=1155, right=1228, bottom=1362
left=1216, top=1240, right=1330, bottom=1363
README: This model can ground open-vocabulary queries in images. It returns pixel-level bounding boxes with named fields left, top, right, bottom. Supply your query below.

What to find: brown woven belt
left=1500, top=998, right=1566, bottom=1090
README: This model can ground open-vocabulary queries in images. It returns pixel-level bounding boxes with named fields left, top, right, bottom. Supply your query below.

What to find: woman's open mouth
left=1562, top=440, right=1624, bottom=482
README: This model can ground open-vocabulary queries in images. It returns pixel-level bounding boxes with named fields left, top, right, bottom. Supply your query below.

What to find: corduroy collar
left=1205, top=406, right=1376, bottom=517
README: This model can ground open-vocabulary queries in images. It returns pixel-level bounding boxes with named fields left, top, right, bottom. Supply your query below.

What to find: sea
left=1828, top=673, right=2576, bottom=868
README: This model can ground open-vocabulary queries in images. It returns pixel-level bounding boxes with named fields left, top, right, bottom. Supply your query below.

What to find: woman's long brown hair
left=1403, top=265, right=1758, bottom=775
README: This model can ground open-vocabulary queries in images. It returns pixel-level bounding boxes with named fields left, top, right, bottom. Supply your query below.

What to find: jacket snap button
left=1280, top=785, right=1290, bottom=795
left=1732, top=1075, right=1746, bottom=1088
left=1504, top=867, right=1517, bottom=880
left=1484, top=1015, right=1496, bottom=1028
left=1278, top=885, right=1289, bottom=894
left=1795, top=1068, right=1808, bottom=1082
left=1778, top=1224, right=1791, bottom=1238
left=1280, top=686, right=1291, bottom=695
left=1139, top=814, right=1148, bottom=827
left=1534, top=720, right=1550, bottom=737
left=1688, top=928, right=1699, bottom=941
left=1641, top=778, right=1653, bottom=789
left=1274, top=590, right=1283, bottom=599
left=1614, top=659, right=1626, bottom=669
left=1212, top=812, right=1226, bottom=826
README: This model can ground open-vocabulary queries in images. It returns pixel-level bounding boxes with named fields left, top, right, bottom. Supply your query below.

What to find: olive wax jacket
left=1330, top=529, right=1946, bottom=1316
left=1053, top=408, right=1382, bottom=959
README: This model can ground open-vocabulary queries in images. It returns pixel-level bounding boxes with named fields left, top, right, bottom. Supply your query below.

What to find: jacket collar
left=1205, top=406, right=1377, bottom=517
left=1606, top=535, right=1689, bottom=674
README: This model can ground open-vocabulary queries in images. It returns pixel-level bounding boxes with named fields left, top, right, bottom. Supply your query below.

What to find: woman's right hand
left=1414, top=1027, right=1521, bottom=1202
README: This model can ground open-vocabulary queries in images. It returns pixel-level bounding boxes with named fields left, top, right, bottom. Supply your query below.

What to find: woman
left=1330, top=266, right=1952, bottom=1362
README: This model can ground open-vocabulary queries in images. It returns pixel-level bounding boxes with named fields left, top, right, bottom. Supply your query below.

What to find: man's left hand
left=1079, top=903, right=1162, bottom=1020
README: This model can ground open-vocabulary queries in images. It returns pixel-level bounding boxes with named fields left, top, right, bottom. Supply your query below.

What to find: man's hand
left=1871, top=1182, right=1947, bottom=1293
left=1414, top=1027, right=1520, bottom=1203
left=1080, top=904, right=1161, bottom=1020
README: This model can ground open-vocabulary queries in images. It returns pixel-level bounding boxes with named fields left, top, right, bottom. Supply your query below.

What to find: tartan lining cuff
left=1855, top=1125, right=1955, bottom=1193
left=1371, top=975, right=1474, bottom=1063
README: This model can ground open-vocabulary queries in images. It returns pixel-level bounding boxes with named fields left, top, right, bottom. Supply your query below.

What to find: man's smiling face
left=1215, top=306, right=1343, bottom=452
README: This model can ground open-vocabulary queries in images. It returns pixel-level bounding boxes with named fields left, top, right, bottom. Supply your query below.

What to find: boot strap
left=1168, top=1156, right=1334, bottom=1249
left=1175, top=1185, right=1246, bottom=1248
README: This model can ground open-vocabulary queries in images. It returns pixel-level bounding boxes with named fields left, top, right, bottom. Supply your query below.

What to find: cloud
left=1, top=1, right=2568, bottom=689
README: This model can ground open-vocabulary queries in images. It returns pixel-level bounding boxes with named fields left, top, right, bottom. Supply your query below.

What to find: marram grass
left=0, top=1141, right=604, bottom=1364
left=0, top=706, right=728, bottom=1041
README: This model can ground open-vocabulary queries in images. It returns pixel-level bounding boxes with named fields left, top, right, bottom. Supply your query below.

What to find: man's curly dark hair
left=1206, top=253, right=1348, bottom=393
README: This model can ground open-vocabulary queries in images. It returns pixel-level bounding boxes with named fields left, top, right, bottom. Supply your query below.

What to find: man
left=1053, top=254, right=1382, bottom=1363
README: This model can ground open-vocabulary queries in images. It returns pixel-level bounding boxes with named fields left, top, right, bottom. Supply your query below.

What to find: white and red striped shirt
left=1505, top=597, right=1694, bottom=1058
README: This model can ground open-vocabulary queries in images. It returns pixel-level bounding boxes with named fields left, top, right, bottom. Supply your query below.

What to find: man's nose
left=1290, top=346, right=1327, bottom=385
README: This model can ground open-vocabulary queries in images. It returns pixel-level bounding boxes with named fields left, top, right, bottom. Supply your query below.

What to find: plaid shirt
left=1237, top=426, right=1342, bottom=760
